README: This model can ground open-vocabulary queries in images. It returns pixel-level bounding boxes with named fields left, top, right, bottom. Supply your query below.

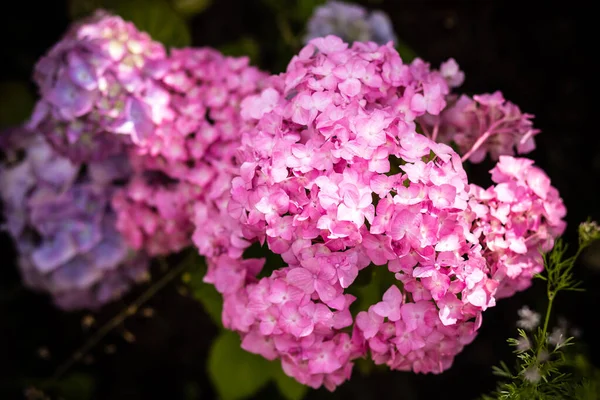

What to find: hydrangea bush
left=1, top=1, right=589, bottom=398
left=200, top=36, right=565, bottom=389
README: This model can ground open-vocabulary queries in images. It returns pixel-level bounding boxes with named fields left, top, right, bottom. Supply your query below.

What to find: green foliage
left=207, top=330, right=308, bottom=400
left=0, top=80, right=35, bottom=129
left=261, top=0, right=326, bottom=23
left=258, top=0, right=324, bottom=72
left=184, top=381, right=201, bottom=400
left=354, top=356, right=375, bottom=376
left=24, top=373, right=95, bottom=400
left=169, top=0, right=212, bottom=19
left=396, top=40, right=418, bottom=63
left=482, top=221, right=600, bottom=400
left=183, top=254, right=223, bottom=327
left=242, top=241, right=287, bottom=279
left=259, top=0, right=418, bottom=67
left=183, top=251, right=308, bottom=400
left=52, top=373, right=95, bottom=400
left=208, top=330, right=274, bottom=400
left=348, top=264, right=400, bottom=314
left=538, top=238, right=584, bottom=297
left=272, top=363, right=309, bottom=400
left=67, top=0, right=104, bottom=20
left=219, top=37, right=261, bottom=66
left=106, top=0, right=192, bottom=47
left=293, top=0, right=327, bottom=22
left=67, top=0, right=192, bottom=48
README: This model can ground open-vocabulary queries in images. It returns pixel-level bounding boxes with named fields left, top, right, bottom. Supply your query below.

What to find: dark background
left=1, top=0, right=598, bottom=399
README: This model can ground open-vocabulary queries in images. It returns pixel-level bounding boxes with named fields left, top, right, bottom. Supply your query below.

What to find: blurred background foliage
left=0, top=0, right=598, bottom=399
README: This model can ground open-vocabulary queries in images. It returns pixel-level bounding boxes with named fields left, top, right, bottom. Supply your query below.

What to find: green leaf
left=348, top=265, right=398, bottom=314
left=104, top=0, right=192, bottom=47
left=0, top=81, right=35, bottom=129
left=219, top=37, right=261, bottom=66
left=208, top=330, right=273, bottom=400
left=26, top=373, right=95, bottom=400
left=190, top=275, right=223, bottom=327
left=354, top=357, right=375, bottom=376
left=169, top=0, right=212, bottom=18
left=260, top=0, right=284, bottom=12
left=396, top=39, right=418, bottom=63
left=207, top=330, right=309, bottom=400
left=184, top=381, right=201, bottom=400
left=294, top=0, right=326, bottom=21
left=54, top=373, right=95, bottom=400
left=183, top=255, right=223, bottom=327
left=240, top=241, right=287, bottom=280
left=68, top=0, right=195, bottom=48
left=262, top=0, right=324, bottom=22
left=272, top=363, right=308, bottom=400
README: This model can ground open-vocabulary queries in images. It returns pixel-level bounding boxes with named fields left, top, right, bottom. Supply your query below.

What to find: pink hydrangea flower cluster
left=112, top=48, right=267, bottom=256
left=28, top=10, right=169, bottom=162
left=111, top=161, right=197, bottom=256
left=424, top=90, right=539, bottom=163
left=467, top=156, right=566, bottom=298
left=200, top=36, right=503, bottom=390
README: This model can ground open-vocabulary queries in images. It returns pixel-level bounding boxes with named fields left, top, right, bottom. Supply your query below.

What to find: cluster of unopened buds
left=0, top=7, right=566, bottom=391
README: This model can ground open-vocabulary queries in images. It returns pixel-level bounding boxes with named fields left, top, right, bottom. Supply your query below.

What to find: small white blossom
left=538, top=349, right=550, bottom=363
left=523, top=366, right=542, bottom=383
left=517, top=306, right=541, bottom=331
left=579, top=220, right=600, bottom=247
left=516, top=336, right=531, bottom=352
left=548, top=327, right=566, bottom=347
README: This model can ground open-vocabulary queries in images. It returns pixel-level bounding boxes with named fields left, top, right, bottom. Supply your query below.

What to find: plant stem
left=537, top=243, right=586, bottom=355
left=276, top=13, right=298, bottom=49
left=431, top=121, right=439, bottom=142
left=461, top=131, right=491, bottom=162
left=52, top=258, right=191, bottom=381
left=418, top=122, right=431, bottom=138
left=538, top=292, right=555, bottom=354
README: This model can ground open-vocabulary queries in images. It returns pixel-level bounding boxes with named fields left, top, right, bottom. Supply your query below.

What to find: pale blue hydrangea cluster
left=0, top=127, right=149, bottom=310
left=303, top=1, right=397, bottom=45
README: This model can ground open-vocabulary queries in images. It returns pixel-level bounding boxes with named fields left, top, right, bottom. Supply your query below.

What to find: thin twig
left=538, top=293, right=554, bottom=355
left=52, top=258, right=191, bottom=381
left=537, top=244, right=586, bottom=356
left=431, top=120, right=440, bottom=142
left=461, top=131, right=491, bottom=162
